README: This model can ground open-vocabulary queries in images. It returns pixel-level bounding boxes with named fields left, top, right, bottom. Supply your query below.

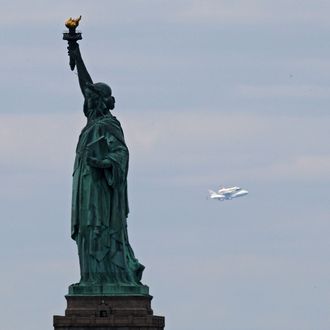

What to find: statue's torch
left=63, top=16, right=82, bottom=71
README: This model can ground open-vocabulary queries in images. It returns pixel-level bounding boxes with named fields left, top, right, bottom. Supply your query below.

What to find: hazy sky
left=1, top=1, right=330, bottom=329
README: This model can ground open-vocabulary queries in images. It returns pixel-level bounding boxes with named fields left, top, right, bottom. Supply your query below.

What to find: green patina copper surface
left=64, top=20, right=147, bottom=295
left=68, top=283, right=150, bottom=296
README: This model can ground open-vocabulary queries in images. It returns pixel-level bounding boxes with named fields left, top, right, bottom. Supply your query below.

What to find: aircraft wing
left=231, top=190, right=248, bottom=198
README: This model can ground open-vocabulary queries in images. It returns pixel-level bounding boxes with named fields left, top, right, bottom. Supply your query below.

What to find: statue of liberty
left=63, top=17, right=147, bottom=295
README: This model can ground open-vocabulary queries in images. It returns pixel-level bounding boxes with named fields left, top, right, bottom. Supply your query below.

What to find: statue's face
left=84, top=86, right=113, bottom=119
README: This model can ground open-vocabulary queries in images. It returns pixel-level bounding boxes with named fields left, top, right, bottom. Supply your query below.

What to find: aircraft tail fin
left=208, top=189, right=216, bottom=196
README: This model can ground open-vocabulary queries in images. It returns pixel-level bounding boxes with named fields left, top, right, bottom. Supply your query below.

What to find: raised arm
left=68, top=42, right=93, bottom=97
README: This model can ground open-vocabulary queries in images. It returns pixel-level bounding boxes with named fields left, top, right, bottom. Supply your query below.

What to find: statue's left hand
left=87, top=156, right=112, bottom=168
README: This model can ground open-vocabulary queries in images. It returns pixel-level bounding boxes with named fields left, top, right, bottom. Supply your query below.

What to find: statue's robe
left=71, top=114, right=144, bottom=284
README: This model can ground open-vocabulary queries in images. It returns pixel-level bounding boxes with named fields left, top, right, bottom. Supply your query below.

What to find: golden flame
left=65, top=16, right=82, bottom=29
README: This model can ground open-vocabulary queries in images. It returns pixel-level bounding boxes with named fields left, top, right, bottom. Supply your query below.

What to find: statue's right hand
left=67, top=43, right=79, bottom=58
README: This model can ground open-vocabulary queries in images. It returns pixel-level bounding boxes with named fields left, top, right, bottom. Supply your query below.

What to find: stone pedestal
left=53, top=295, right=165, bottom=330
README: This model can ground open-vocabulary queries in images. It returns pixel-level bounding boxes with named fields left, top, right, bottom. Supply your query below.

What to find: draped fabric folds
left=71, top=114, right=144, bottom=285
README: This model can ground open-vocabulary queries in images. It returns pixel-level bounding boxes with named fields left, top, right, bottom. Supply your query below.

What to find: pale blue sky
left=1, top=1, right=330, bottom=329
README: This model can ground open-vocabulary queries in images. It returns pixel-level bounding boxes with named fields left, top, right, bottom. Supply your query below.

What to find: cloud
left=0, top=1, right=176, bottom=27
left=238, top=84, right=330, bottom=99
left=259, top=155, right=330, bottom=181
left=122, top=110, right=330, bottom=184
left=176, top=0, right=330, bottom=26
left=1, top=110, right=328, bottom=185
left=178, top=0, right=267, bottom=24
left=0, top=113, right=83, bottom=173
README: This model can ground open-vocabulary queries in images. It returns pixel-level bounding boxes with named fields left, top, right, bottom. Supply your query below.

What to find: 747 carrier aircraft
left=208, top=186, right=248, bottom=201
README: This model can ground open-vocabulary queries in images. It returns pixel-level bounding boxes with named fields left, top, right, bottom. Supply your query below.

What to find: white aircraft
left=208, top=186, right=248, bottom=201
